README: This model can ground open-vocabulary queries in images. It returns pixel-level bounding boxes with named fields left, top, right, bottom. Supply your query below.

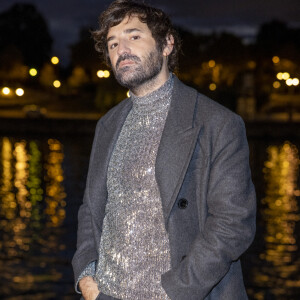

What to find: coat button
left=178, top=198, right=188, bottom=209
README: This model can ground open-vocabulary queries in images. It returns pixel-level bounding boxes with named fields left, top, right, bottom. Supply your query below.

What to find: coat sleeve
left=72, top=120, right=103, bottom=286
left=161, top=115, right=256, bottom=299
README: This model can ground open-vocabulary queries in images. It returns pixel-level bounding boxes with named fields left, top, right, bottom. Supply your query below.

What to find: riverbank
left=0, top=111, right=101, bottom=136
left=0, top=112, right=299, bottom=138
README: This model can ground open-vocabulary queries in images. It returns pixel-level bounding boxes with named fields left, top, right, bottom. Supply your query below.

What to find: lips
left=116, top=54, right=141, bottom=70
left=118, top=59, right=135, bottom=69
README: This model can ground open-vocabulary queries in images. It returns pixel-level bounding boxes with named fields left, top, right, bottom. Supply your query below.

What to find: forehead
left=107, top=15, right=151, bottom=39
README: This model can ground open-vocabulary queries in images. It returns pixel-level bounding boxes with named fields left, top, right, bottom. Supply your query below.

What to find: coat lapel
left=156, top=77, right=203, bottom=225
left=89, top=99, right=132, bottom=228
left=89, top=77, right=202, bottom=228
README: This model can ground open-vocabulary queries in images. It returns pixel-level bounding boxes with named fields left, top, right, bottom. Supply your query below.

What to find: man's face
left=107, top=16, right=164, bottom=90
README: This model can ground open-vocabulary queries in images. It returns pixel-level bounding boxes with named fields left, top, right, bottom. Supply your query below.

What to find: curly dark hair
left=92, top=0, right=181, bottom=72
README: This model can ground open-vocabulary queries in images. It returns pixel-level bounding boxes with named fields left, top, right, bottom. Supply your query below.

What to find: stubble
left=112, top=48, right=163, bottom=92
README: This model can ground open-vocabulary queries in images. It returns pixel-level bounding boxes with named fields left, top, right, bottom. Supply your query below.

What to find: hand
left=79, top=276, right=100, bottom=300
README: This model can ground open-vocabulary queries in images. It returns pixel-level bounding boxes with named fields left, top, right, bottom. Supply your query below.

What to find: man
left=72, top=1, right=256, bottom=299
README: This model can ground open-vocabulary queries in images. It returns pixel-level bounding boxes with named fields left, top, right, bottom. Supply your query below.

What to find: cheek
left=108, top=52, right=116, bottom=66
left=106, top=51, right=112, bottom=65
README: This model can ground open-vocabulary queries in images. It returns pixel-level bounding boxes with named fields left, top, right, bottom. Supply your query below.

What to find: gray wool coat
left=72, top=76, right=256, bottom=300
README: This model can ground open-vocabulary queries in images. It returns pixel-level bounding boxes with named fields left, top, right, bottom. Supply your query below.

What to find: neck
left=131, top=66, right=170, bottom=97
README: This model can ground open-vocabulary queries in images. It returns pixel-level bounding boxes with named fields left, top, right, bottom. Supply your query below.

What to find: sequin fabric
left=95, top=76, right=174, bottom=300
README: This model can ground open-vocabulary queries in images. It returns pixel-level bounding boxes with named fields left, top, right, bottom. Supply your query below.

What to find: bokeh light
left=53, top=80, right=61, bottom=88
left=103, top=70, right=110, bottom=78
left=15, top=88, right=24, bottom=96
left=97, top=70, right=110, bottom=78
left=2, top=87, right=11, bottom=95
left=209, top=83, right=216, bottom=91
left=282, top=72, right=290, bottom=80
left=51, top=56, right=59, bottom=65
left=272, top=56, right=280, bottom=64
left=286, top=78, right=293, bottom=86
left=208, top=60, right=216, bottom=68
left=29, top=68, right=38, bottom=77
left=97, top=70, right=104, bottom=78
left=277, top=72, right=283, bottom=80
left=292, top=78, right=299, bottom=86
left=273, top=81, right=281, bottom=89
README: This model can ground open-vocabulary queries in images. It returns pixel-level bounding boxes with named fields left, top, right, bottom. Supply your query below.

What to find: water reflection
left=0, top=137, right=67, bottom=297
left=1, top=135, right=300, bottom=298
left=251, top=142, right=300, bottom=299
left=45, top=139, right=66, bottom=228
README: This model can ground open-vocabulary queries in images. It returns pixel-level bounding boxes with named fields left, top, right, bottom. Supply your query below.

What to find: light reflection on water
left=0, top=136, right=300, bottom=299
left=0, top=138, right=66, bottom=253
left=248, top=142, right=300, bottom=300
left=0, top=137, right=68, bottom=298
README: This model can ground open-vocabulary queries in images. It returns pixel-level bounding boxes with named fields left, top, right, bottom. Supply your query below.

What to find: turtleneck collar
left=129, top=74, right=174, bottom=111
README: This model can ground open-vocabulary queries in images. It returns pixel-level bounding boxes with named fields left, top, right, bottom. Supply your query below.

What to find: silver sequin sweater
left=79, top=75, right=174, bottom=299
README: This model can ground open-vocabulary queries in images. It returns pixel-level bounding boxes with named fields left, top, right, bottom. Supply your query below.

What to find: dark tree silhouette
left=0, top=3, right=53, bottom=68
left=204, top=32, right=248, bottom=64
left=256, top=20, right=300, bottom=61
left=70, top=27, right=102, bottom=72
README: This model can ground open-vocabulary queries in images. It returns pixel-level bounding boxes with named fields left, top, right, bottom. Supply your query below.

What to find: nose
left=117, top=39, right=130, bottom=56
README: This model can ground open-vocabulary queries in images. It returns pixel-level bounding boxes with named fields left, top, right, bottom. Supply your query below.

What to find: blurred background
left=0, top=0, right=299, bottom=299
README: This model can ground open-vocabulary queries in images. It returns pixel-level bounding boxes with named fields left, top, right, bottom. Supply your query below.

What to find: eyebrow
left=107, top=28, right=143, bottom=43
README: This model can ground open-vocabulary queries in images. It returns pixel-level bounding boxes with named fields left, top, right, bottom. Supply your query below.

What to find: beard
left=112, top=47, right=163, bottom=90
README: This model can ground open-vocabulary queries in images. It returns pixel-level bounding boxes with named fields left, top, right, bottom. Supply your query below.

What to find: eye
left=109, top=43, right=118, bottom=50
left=131, top=35, right=140, bottom=41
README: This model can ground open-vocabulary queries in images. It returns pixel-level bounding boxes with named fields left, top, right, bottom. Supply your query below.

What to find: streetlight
left=286, top=78, right=293, bottom=86
left=292, top=78, right=299, bottom=86
left=2, top=87, right=11, bottom=95
left=97, top=70, right=105, bottom=78
left=53, top=80, right=61, bottom=88
left=29, top=68, right=38, bottom=76
left=15, top=88, right=24, bottom=96
left=209, top=83, right=216, bottom=91
left=272, top=56, right=280, bottom=64
left=51, top=56, right=59, bottom=65
left=285, top=78, right=299, bottom=87
left=208, top=60, right=216, bottom=68
left=103, top=70, right=110, bottom=78
left=282, top=72, right=290, bottom=80
left=97, top=70, right=110, bottom=78
left=277, top=72, right=291, bottom=81
left=276, top=72, right=283, bottom=80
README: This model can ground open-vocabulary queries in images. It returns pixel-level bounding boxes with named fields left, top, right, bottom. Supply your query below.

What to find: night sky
left=0, top=0, right=299, bottom=64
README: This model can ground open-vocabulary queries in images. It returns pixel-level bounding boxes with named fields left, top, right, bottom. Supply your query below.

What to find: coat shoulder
left=177, top=80, right=245, bottom=145
left=197, top=92, right=242, bottom=126
left=175, top=78, right=243, bottom=130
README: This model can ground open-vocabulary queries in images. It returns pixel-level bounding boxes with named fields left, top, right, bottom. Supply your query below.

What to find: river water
left=0, top=133, right=299, bottom=300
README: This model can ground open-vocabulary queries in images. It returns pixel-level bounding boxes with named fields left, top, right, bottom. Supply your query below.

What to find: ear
left=163, top=34, right=174, bottom=57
